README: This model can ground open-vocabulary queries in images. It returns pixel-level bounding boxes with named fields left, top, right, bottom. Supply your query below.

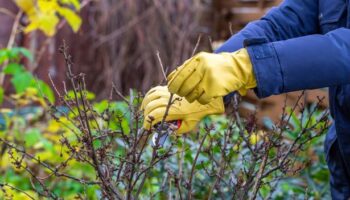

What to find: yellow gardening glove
left=141, top=86, right=224, bottom=135
left=167, top=48, right=256, bottom=104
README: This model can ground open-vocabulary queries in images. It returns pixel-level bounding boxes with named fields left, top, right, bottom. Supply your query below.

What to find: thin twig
left=156, top=51, right=167, bottom=82
left=0, top=11, right=22, bottom=86
left=187, top=128, right=210, bottom=200
left=0, top=183, right=36, bottom=200
left=191, top=34, right=202, bottom=57
left=249, top=144, right=269, bottom=200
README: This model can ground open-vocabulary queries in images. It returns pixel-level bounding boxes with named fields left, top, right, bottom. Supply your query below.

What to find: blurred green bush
left=0, top=94, right=330, bottom=199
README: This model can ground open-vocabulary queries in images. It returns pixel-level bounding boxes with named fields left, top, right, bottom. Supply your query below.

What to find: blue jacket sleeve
left=215, top=0, right=319, bottom=53
left=249, top=28, right=350, bottom=98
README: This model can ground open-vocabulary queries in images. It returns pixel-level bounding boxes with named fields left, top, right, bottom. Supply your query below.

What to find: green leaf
left=18, top=48, right=34, bottom=62
left=93, top=140, right=102, bottom=149
left=65, top=90, right=95, bottom=101
left=25, top=128, right=41, bottom=147
left=0, top=48, right=32, bottom=65
left=0, top=49, right=9, bottom=64
left=185, top=151, right=194, bottom=163
left=93, top=100, right=109, bottom=114
left=11, top=71, right=34, bottom=93
left=0, top=87, right=3, bottom=105
left=12, top=73, right=34, bottom=92
left=7, top=48, right=23, bottom=60
left=3, top=63, right=24, bottom=75
left=42, top=139, right=54, bottom=152
left=35, top=80, right=55, bottom=104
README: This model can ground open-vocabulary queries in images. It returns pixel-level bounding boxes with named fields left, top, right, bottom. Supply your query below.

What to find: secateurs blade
left=151, top=120, right=182, bottom=147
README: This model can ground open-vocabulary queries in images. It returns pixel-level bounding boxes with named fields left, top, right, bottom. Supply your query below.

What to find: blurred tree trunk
left=0, top=1, right=18, bottom=48
left=2, top=0, right=211, bottom=100
left=0, top=1, right=233, bottom=101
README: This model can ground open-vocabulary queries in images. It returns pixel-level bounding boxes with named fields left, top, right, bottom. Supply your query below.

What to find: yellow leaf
left=25, top=87, right=38, bottom=97
left=57, top=7, right=82, bottom=32
left=23, top=19, right=39, bottom=32
left=16, top=99, right=31, bottom=106
left=13, top=191, right=38, bottom=200
left=25, top=12, right=59, bottom=36
left=15, top=0, right=82, bottom=36
left=33, top=141, right=44, bottom=149
left=13, top=0, right=35, bottom=15
left=0, top=152, right=11, bottom=167
left=249, top=130, right=265, bottom=145
left=47, top=120, right=61, bottom=132
left=38, top=0, right=59, bottom=12
left=60, top=0, right=81, bottom=10
left=36, top=151, right=55, bottom=161
left=10, top=92, right=23, bottom=100
left=249, top=134, right=260, bottom=145
left=0, top=108, right=11, bottom=113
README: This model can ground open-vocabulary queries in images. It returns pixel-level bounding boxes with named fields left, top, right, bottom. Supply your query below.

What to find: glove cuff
left=229, top=48, right=257, bottom=96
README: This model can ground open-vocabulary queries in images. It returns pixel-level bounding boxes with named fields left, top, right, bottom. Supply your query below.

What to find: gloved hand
left=141, top=86, right=224, bottom=135
left=167, top=48, right=256, bottom=104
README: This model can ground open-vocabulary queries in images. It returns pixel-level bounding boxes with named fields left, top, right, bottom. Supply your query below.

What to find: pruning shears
left=151, top=120, right=182, bottom=147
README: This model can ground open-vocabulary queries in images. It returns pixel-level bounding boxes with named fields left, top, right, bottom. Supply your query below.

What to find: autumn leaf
left=57, top=7, right=82, bottom=32
left=13, top=0, right=35, bottom=14
left=25, top=12, right=60, bottom=36
left=61, top=0, right=81, bottom=10
left=13, top=0, right=82, bottom=37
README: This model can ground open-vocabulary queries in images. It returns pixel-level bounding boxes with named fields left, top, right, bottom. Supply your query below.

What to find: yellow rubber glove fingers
left=142, top=86, right=225, bottom=135
left=167, top=49, right=257, bottom=103
left=142, top=96, right=198, bottom=134
left=144, top=105, right=197, bottom=135
left=167, top=56, right=197, bottom=82
left=167, top=57, right=199, bottom=95
left=140, top=86, right=169, bottom=110
left=184, top=87, right=204, bottom=103
left=177, top=72, right=202, bottom=98
left=143, top=105, right=177, bottom=131
left=196, top=90, right=212, bottom=105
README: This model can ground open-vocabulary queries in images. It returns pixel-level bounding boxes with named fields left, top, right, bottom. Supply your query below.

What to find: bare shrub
left=0, top=42, right=330, bottom=199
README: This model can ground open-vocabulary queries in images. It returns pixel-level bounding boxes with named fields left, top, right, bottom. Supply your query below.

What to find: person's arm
left=215, top=0, right=319, bottom=53
left=215, top=0, right=350, bottom=98
left=167, top=0, right=324, bottom=102
left=249, top=28, right=350, bottom=98
left=169, top=0, right=350, bottom=102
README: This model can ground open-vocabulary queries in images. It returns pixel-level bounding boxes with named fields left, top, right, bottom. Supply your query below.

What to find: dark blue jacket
left=215, top=0, right=350, bottom=199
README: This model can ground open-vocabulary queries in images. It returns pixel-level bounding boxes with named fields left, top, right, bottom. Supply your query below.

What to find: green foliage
left=0, top=88, right=330, bottom=199
left=0, top=47, right=55, bottom=104
left=0, top=87, right=3, bottom=104
left=124, top=104, right=330, bottom=199
left=0, top=47, right=33, bottom=64
left=0, top=103, right=98, bottom=199
left=270, top=105, right=330, bottom=199
left=65, top=90, right=96, bottom=101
